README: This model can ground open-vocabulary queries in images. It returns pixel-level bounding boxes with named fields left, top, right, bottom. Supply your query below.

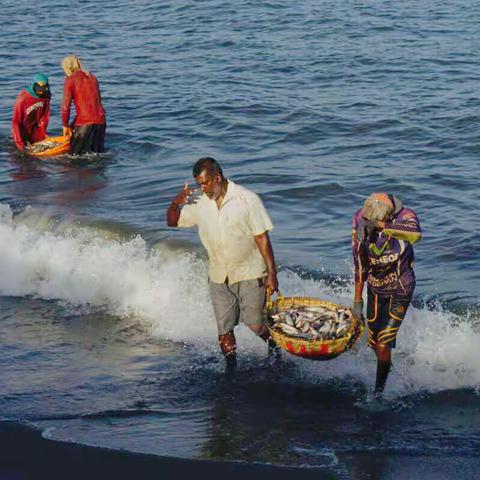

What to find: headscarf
left=27, top=73, right=50, bottom=98
left=61, top=55, right=90, bottom=77
left=362, top=192, right=402, bottom=222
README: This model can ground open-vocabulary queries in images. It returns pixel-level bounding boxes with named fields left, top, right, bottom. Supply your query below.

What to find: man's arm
left=12, top=97, right=25, bottom=150
left=166, top=183, right=194, bottom=227
left=61, top=78, right=73, bottom=128
left=39, top=100, right=50, bottom=140
left=380, top=209, right=422, bottom=244
left=254, top=231, right=278, bottom=294
left=354, top=280, right=364, bottom=303
left=352, top=213, right=367, bottom=320
left=167, top=201, right=182, bottom=227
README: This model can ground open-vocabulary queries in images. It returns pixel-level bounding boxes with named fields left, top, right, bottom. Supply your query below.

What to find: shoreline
left=0, top=420, right=336, bottom=480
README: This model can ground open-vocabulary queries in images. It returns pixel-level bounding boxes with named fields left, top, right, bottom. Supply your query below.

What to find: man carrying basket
left=352, top=193, right=422, bottom=394
left=167, top=157, right=279, bottom=374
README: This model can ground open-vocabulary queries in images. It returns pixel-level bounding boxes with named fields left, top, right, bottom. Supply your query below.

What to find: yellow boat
left=28, top=134, right=71, bottom=157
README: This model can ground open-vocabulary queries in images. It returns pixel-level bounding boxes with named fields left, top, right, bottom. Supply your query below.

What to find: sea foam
left=1, top=203, right=478, bottom=396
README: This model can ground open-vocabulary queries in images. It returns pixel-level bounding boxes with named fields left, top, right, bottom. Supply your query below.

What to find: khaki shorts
left=208, top=278, right=266, bottom=336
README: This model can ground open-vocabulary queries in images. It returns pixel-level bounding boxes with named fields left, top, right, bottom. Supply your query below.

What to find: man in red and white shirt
left=11, top=73, right=51, bottom=151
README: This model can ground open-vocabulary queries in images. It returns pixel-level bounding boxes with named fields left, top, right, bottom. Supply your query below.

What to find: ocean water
left=0, top=1, right=479, bottom=478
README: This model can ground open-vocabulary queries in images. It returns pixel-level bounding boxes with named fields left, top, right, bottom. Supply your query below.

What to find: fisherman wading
left=352, top=193, right=422, bottom=395
left=167, top=157, right=280, bottom=374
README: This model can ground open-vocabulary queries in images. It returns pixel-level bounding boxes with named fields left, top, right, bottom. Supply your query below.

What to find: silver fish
left=300, top=323, right=311, bottom=333
left=305, top=306, right=333, bottom=315
left=310, top=324, right=322, bottom=334
left=275, top=305, right=354, bottom=340
left=295, top=319, right=306, bottom=328
left=295, top=332, right=313, bottom=339
left=278, top=323, right=301, bottom=335
left=336, top=324, right=350, bottom=337
left=283, top=312, right=295, bottom=326
left=28, top=140, right=62, bottom=153
left=270, top=313, right=282, bottom=323
left=317, top=324, right=332, bottom=336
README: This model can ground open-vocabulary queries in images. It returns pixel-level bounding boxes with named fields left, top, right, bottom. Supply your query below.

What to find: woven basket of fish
left=26, top=135, right=70, bottom=157
left=264, top=294, right=364, bottom=361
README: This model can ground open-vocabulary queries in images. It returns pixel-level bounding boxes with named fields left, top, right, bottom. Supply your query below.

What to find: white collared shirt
left=178, top=180, right=273, bottom=284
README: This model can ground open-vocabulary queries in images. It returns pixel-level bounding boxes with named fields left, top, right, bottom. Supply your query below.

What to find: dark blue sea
left=0, top=1, right=479, bottom=478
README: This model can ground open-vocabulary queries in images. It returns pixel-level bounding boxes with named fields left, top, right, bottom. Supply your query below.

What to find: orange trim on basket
left=320, top=343, right=330, bottom=354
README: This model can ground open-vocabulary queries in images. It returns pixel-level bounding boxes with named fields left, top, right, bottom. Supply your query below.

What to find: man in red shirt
left=61, top=55, right=106, bottom=155
left=11, top=73, right=51, bottom=151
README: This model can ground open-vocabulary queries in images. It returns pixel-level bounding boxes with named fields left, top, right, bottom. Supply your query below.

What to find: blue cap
left=33, top=73, right=49, bottom=85
left=27, top=73, right=50, bottom=98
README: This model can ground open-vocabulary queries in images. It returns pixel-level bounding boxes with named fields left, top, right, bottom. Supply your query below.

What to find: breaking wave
left=1, top=203, right=479, bottom=396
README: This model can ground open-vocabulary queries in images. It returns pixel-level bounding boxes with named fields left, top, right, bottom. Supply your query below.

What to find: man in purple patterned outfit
left=352, top=193, right=422, bottom=394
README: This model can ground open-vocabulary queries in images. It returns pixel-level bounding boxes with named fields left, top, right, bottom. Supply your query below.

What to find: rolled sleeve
left=244, top=191, right=273, bottom=236
left=177, top=204, right=198, bottom=228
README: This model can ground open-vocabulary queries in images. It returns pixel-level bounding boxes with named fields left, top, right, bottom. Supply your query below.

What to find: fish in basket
left=264, top=294, right=364, bottom=360
left=26, top=135, right=71, bottom=157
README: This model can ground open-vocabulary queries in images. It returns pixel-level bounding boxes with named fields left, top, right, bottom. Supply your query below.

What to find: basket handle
left=264, top=289, right=283, bottom=313
left=345, top=319, right=363, bottom=351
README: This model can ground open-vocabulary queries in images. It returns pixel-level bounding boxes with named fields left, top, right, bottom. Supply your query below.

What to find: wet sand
left=0, top=421, right=336, bottom=480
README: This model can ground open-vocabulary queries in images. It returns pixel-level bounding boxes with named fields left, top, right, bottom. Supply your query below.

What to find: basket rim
left=268, top=324, right=357, bottom=346
left=265, top=295, right=359, bottom=346
left=267, top=295, right=351, bottom=309
left=29, top=135, right=70, bottom=157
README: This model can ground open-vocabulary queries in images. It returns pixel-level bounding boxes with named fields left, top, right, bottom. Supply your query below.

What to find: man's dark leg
left=209, top=279, right=239, bottom=375
left=219, top=331, right=237, bottom=374
left=374, top=343, right=392, bottom=394
left=257, top=327, right=281, bottom=363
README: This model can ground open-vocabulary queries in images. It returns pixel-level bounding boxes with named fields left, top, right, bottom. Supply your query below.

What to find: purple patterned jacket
left=352, top=207, right=422, bottom=296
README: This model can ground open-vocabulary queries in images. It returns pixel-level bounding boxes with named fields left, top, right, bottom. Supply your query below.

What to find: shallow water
left=1, top=1, right=479, bottom=478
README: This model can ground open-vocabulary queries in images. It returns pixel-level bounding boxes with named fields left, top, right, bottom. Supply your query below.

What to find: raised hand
left=172, top=182, right=195, bottom=207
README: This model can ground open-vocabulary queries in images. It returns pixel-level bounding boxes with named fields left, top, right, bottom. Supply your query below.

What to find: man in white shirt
left=167, top=157, right=279, bottom=373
